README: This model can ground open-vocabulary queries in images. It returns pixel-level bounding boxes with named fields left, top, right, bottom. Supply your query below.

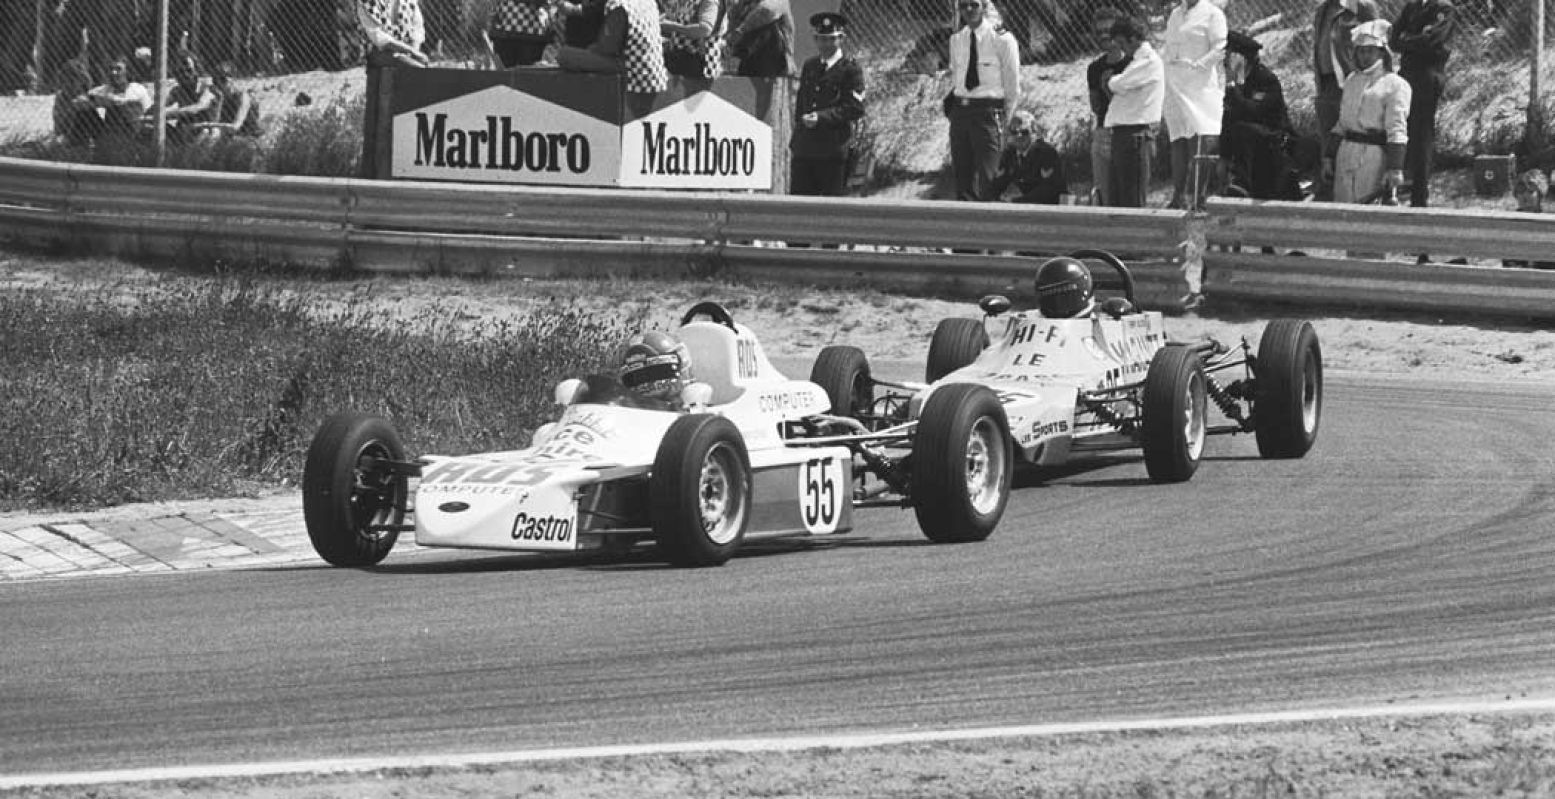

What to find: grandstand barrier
left=3, top=157, right=1555, bottom=321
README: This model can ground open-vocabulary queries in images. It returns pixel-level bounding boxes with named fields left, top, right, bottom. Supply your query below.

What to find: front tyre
left=651, top=415, right=752, bottom=567
left=1141, top=345, right=1208, bottom=483
left=1254, top=320, right=1323, bottom=458
left=810, top=345, right=872, bottom=418
left=302, top=412, right=407, bottom=567
left=926, top=318, right=989, bottom=383
left=911, top=384, right=1012, bottom=543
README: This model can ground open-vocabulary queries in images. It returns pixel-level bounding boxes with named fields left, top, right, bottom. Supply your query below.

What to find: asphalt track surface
left=3, top=372, right=1554, bottom=776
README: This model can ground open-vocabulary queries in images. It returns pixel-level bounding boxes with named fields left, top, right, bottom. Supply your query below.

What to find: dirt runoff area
left=7, top=255, right=1552, bottom=384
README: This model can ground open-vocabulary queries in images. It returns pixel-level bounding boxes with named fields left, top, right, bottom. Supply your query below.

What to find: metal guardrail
left=2, top=157, right=1554, bottom=322
left=1203, top=198, right=1555, bottom=321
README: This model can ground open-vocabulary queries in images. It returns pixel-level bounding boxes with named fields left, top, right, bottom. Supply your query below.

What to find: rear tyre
left=1254, top=320, right=1323, bottom=458
left=911, top=384, right=1012, bottom=543
left=651, top=415, right=751, bottom=567
left=810, top=345, right=873, bottom=418
left=925, top=318, right=989, bottom=382
left=1141, top=345, right=1207, bottom=483
left=302, top=412, right=407, bottom=567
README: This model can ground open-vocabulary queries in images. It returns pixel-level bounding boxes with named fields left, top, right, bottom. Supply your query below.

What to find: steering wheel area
left=1069, top=249, right=1137, bottom=307
left=680, top=301, right=738, bottom=331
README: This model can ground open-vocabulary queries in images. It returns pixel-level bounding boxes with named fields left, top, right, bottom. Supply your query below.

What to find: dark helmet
left=618, top=331, right=693, bottom=402
left=1034, top=257, right=1095, bottom=318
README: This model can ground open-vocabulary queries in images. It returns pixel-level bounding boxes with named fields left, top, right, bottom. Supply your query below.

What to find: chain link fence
left=0, top=0, right=1551, bottom=174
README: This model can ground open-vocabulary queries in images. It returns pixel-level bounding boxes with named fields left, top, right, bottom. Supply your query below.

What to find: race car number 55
left=801, top=456, right=845, bottom=534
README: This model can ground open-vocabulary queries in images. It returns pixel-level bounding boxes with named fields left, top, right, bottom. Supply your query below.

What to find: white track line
left=5, top=696, right=1555, bottom=789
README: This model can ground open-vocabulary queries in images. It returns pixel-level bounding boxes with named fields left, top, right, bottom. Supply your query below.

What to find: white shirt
left=1105, top=42, right=1164, bottom=127
left=948, top=20, right=1020, bottom=106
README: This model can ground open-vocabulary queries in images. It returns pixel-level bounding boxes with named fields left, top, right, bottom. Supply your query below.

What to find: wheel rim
left=1184, top=375, right=1206, bottom=461
left=698, top=443, right=747, bottom=545
left=1299, top=349, right=1320, bottom=433
left=963, top=416, right=1007, bottom=515
left=348, top=441, right=400, bottom=539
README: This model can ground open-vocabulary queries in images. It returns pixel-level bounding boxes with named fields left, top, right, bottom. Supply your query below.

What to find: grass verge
left=0, top=271, right=641, bottom=511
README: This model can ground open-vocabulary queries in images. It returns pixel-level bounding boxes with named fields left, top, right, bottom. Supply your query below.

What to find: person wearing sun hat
left=1324, top=18, right=1410, bottom=204
left=1219, top=29, right=1301, bottom=199
left=790, top=11, right=865, bottom=197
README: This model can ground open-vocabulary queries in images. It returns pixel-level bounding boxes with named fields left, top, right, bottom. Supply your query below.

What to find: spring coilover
left=1204, top=374, right=1245, bottom=425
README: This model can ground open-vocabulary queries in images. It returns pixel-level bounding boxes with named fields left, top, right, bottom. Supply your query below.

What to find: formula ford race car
left=301, top=302, right=1020, bottom=569
left=804, top=248, right=1322, bottom=515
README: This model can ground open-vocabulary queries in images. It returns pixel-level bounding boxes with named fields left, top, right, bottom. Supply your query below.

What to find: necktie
left=965, top=30, right=980, bottom=91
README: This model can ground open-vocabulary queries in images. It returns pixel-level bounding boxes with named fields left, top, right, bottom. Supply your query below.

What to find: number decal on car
left=800, top=456, right=844, bottom=534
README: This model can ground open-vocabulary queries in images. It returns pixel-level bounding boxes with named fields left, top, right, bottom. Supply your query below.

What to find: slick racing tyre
left=810, top=345, right=873, bottom=418
left=302, top=412, right=408, bottom=567
left=911, top=384, right=1012, bottom=543
left=1254, top=319, right=1322, bottom=459
left=651, top=414, right=752, bottom=567
left=925, top=318, right=989, bottom=383
left=1141, top=345, right=1208, bottom=483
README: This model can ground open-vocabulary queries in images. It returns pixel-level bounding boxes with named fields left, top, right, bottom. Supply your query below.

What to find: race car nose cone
left=438, top=501, right=471, bottom=513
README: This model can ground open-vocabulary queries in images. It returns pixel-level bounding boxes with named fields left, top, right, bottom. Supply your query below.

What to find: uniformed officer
left=1389, top=0, right=1456, bottom=207
left=790, top=11, right=865, bottom=197
left=1220, top=30, right=1302, bottom=200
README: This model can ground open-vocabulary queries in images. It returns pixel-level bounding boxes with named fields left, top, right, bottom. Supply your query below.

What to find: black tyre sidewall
left=1141, top=345, right=1206, bottom=483
left=911, top=384, right=1012, bottom=543
left=651, top=414, right=751, bottom=567
left=810, top=345, right=872, bottom=417
left=302, top=412, right=405, bottom=567
left=926, top=318, right=990, bottom=383
left=1254, top=320, right=1323, bottom=459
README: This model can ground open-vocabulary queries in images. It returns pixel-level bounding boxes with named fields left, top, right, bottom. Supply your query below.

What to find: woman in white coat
left=1161, top=0, right=1226, bottom=208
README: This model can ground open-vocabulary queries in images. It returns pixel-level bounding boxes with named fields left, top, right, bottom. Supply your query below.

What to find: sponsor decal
left=1009, top=322, right=1063, bottom=347
left=391, top=84, right=620, bottom=186
left=1029, top=419, right=1069, bottom=439
left=736, top=338, right=759, bottom=379
left=640, top=122, right=757, bottom=177
left=438, top=501, right=471, bottom=513
left=419, top=483, right=519, bottom=496
left=511, top=512, right=574, bottom=542
left=758, top=390, right=814, bottom=415
left=534, top=421, right=603, bottom=461
left=413, top=113, right=591, bottom=174
left=420, top=461, right=563, bottom=486
left=619, top=91, right=771, bottom=189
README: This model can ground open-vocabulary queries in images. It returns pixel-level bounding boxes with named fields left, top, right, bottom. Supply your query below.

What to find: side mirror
left=554, top=378, right=585, bottom=406
left=681, top=381, right=714, bottom=409
left=979, top=294, right=1012, bottom=317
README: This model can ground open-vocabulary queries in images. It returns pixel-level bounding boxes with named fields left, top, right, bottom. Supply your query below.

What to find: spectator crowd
left=35, top=0, right=1552, bottom=219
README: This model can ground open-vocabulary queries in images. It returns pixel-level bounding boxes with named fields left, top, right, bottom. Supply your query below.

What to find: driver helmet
left=618, top=331, right=693, bottom=403
left=1034, top=256, right=1095, bottom=318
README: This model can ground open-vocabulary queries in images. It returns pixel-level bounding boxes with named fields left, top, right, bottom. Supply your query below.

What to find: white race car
left=301, top=302, right=1011, bottom=568
left=806, top=250, right=1321, bottom=502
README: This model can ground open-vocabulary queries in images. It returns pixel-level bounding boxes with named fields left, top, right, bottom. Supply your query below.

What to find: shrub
left=260, top=90, right=365, bottom=177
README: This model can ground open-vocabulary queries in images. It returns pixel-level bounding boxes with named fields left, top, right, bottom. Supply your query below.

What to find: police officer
left=1389, top=0, right=1455, bottom=207
left=790, top=12, right=865, bottom=197
left=1220, top=30, right=1301, bottom=200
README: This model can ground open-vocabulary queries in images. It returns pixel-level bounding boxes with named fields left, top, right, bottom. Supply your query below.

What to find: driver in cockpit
left=1034, top=256, right=1135, bottom=319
